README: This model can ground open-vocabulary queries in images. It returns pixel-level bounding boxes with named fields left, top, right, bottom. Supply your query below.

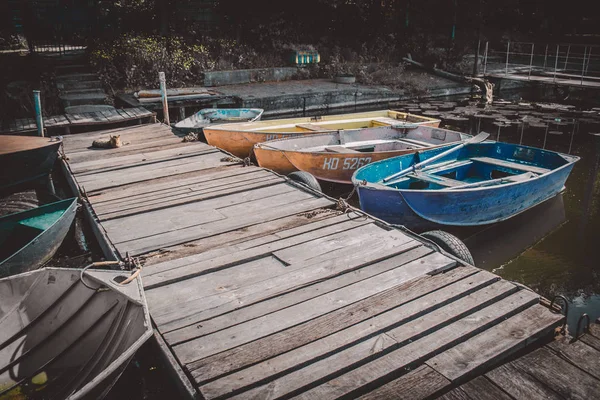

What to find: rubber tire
left=288, top=171, right=322, bottom=192
left=420, top=230, right=475, bottom=265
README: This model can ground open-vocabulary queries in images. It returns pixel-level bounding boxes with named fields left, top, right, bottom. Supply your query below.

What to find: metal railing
left=481, top=41, right=600, bottom=84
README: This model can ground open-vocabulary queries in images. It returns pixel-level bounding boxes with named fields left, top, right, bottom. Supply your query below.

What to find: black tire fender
left=420, top=230, right=475, bottom=265
left=287, top=171, right=322, bottom=192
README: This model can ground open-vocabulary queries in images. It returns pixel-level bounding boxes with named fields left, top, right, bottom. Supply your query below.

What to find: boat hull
left=0, top=267, right=153, bottom=400
left=0, top=198, right=78, bottom=278
left=253, top=146, right=298, bottom=175
left=0, top=136, right=62, bottom=193
left=205, top=130, right=308, bottom=158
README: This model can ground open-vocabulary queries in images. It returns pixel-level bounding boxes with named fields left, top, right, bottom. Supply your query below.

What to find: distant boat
left=174, top=108, right=264, bottom=134
left=254, top=125, right=470, bottom=183
left=0, top=266, right=153, bottom=399
left=203, top=110, right=441, bottom=158
left=352, top=141, right=579, bottom=230
left=0, top=135, right=62, bottom=193
left=0, top=198, right=77, bottom=278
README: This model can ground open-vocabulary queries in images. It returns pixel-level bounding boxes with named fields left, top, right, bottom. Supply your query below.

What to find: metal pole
left=543, top=44, right=549, bottom=70
left=33, top=90, right=44, bottom=137
left=477, top=117, right=481, bottom=133
left=497, top=124, right=501, bottom=141
left=543, top=123, right=550, bottom=149
left=505, top=41, right=510, bottom=76
left=519, top=121, right=525, bottom=144
left=553, top=44, right=559, bottom=82
left=483, top=41, right=489, bottom=76
left=528, top=43, right=535, bottom=80
left=581, top=46, right=587, bottom=85
left=159, top=72, right=170, bottom=126
left=474, top=39, right=481, bottom=75
left=564, top=45, right=570, bottom=70
left=568, top=119, right=577, bottom=154
left=585, top=47, right=592, bottom=75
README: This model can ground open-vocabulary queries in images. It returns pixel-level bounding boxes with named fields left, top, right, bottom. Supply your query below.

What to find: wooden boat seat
left=406, top=172, right=464, bottom=187
left=396, top=138, right=431, bottom=147
left=444, top=172, right=536, bottom=190
left=296, top=123, right=327, bottom=131
left=324, top=146, right=361, bottom=153
left=471, top=157, right=550, bottom=175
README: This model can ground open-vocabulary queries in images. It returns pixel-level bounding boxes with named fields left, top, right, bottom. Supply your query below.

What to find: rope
left=80, top=261, right=122, bottom=290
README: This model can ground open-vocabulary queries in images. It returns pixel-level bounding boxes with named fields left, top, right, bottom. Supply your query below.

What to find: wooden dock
left=444, top=323, right=600, bottom=399
left=61, top=123, right=566, bottom=399
left=0, top=106, right=155, bottom=135
left=486, top=72, right=600, bottom=89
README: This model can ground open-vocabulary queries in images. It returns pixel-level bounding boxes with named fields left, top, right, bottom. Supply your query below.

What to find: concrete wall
left=204, top=67, right=299, bottom=87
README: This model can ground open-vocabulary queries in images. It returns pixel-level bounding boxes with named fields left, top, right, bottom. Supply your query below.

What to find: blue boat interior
left=354, top=142, right=577, bottom=191
left=0, top=201, right=70, bottom=262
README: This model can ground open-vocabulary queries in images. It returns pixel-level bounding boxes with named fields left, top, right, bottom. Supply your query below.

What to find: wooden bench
left=296, top=123, right=327, bottom=131
left=471, top=157, right=550, bottom=175
left=406, top=172, right=464, bottom=187
left=396, top=138, right=431, bottom=147
left=324, top=146, right=361, bottom=154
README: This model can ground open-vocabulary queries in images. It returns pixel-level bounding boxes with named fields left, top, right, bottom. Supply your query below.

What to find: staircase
left=52, top=55, right=110, bottom=111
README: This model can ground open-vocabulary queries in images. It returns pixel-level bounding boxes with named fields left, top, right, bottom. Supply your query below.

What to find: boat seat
left=396, top=138, right=431, bottom=147
left=324, top=146, right=361, bottom=153
left=471, top=157, right=550, bottom=175
left=444, top=172, right=536, bottom=190
left=296, top=123, right=327, bottom=131
left=406, top=172, right=464, bottom=187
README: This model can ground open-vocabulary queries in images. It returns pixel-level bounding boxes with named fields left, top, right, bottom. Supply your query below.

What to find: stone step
left=65, top=105, right=116, bottom=114
left=55, top=64, right=91, bottom=75
left=56, top=80, right=103, bottom=91
left=60, top=88, right=106, bottom=96
left=55, top=73, right=99, bottom=82
left=60, top=91, right=108, bottom=107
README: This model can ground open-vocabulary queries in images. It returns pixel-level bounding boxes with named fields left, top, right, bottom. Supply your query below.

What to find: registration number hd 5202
left=322, top=157, right=372, bottom=170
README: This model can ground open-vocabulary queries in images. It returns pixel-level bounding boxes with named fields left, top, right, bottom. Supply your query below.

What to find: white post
left=554, top=44, right=560, bottom=82
left=564, top=45, right=571, bottom=70
left=159, top=72, right=170, bottom=125
left=529, top=43, right=535, bottom=80
left=483, top=41, right=489, bottom=76
left=581, top=46, right=587, bottom=85
left=519, top=121, right=525, bottom=144
left=505, top=41, right=510, bottom=76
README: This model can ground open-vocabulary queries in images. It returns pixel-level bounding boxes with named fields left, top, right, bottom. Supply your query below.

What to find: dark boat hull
left=0, top=139, right=61, bottom=193
left=0, top=198, right=77, bottom=278
left=0, top=268, right=153, bottom=399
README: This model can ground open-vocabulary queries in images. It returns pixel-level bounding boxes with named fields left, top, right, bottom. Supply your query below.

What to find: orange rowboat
left=203, top=110, right=440, bottom=158
left=254, top=125, right=470, bottom=184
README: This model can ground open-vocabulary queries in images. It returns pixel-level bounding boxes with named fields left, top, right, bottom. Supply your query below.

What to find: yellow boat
left=254, top=125, right=470, bottom=184
left=203, top=110, right=440, bottom=159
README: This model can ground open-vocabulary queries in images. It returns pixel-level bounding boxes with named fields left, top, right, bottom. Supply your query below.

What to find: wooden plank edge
left=60, top=159, right=121, bottom=261
left=152, top=329, right=202, bottom=400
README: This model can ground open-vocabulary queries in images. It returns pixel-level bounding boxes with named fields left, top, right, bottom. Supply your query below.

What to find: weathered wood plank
left=67, top=137, right=187, bottom=162
left=150, top=229, right=420, bottom=330
left=509, top=348, right=600, bottom=399
left=458, top=376, right=514, bottom=400
left=240, top=288, right=537, bottom=400
left=357, top=365, right=450, bottom=400
left=117, top=196, right=333, bottom=256
left=188, top=266, right=479, bottom=384
left=62, top=124, right=171, bottom=151
left=177, top=251, right=457, bottom=367
left=164, top=244, right=431, bottom=343
left=547, top=337, right=600, bottom=380
left=436, top=388, right=472, bottom=400
left=98, top=176, right=286, bottom=221
left=580, top=330, right=600, bottom=352
left=485, top=362, right=563, bottom=400
left=102, top=183, right=299, bottom=243
left=426, top=303, right=562, bottom=382
left=199, top=274, right=508, bottom=399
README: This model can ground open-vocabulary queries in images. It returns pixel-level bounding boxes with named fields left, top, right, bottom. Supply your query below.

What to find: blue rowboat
left=174, top=108, right=264, bottom=133
left=0, top=198, right=77, bottom=278
left=352, top=141, right=579, bottom=230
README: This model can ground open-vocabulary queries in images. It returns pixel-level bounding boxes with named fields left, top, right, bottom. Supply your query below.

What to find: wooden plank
left=509, top=348, right=600, bottom=399
left=89, top=167, right=263, bottom=205
left=102, top=183, right=298, bottom=243
left=100, top=110, right=125, bottom=122
left=187, top=266, right=479, bottom=384
left=426, top=304, right=562, bottom=382
left=436, top=388, right=472, bottom=400
left=148, top=227, right=419, bottom=328
left=357, top=365, right=450, bottom=400
left=547, top=337, right=600, bottom=380
left=485, top=362, right=563, bottom=400
left=62, top=124, right=171, bottom=151
left=458, top=376, right=514, bottom=400
left=471, top=157, right=550, bottom=175
left=68, top=138, right=190, bottom=163
left=177, top=250, right=456, bottom=367
left=99, top=176, right=284, bottom=221
left=199, top=273, right=508, bottom=399
left=164, top=244, right=431, bottom=343
left=580, top=330, right=600, bottom=352
left=238, top=287, right=537, bottom=400
left=141, top=206, right=353, bottom=291
left=70, top=145, right=217, bottom=174
left=116, top=196, right=333, bottom=256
